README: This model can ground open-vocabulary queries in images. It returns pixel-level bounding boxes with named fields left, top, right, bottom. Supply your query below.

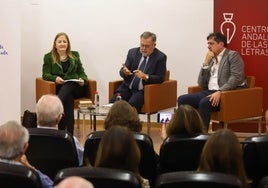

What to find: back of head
left=95, top=126, right=141, bottom=175
left=36, top=94, right=64, bottom=127
left=55, top=176, right=94, bottom=188
left=104, top=100, right=142, bottom=132
left=198, top=129, right=248, bottom=186
left=0, top=121, right=29, bottom=160
left=167, top=104, right=205, bottom=136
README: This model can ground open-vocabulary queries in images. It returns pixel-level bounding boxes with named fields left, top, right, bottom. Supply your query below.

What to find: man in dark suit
left=110, top=31, right=167, bottom=112
left=178, top=32, right=247, bottom=131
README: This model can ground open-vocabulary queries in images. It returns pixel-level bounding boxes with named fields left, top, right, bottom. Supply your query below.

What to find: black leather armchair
left=0, top=162, right=42, bottom=188
left=25, top=128, right=79, bottom=179
left=155, top=171, right=243, bottom=188
left=159, top=134, right=210, bottom=173
left=54, top=167, right=142, bottom=188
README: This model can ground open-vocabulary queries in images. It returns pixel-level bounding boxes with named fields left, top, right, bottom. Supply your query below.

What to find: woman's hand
left=160, top=123, right=167, bottom=140
left=55, top=76, right=64, bottom=84
left=79, top=78, right=85, bottom=86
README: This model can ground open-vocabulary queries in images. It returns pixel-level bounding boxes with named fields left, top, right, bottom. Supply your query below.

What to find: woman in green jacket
left=42, top=32, right=88, bottom=135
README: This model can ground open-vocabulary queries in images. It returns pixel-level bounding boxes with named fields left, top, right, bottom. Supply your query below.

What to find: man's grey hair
left=140, top=31, right=157, bottom=43
left=36, top=94, right=64, bottom=127
left=0, top=121, right=29, bottom=160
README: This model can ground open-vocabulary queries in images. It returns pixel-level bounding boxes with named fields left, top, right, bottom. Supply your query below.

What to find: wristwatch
left=145, top=74, right=149, bottom=80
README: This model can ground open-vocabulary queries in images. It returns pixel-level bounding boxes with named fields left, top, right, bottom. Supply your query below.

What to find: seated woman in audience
left=198, top=129, right=250, bottom=187
left=161, top=104, right=206, bottom=140
left=95, top=126, right=150, bottom=188
left=104, top=100, right=142, bottom=132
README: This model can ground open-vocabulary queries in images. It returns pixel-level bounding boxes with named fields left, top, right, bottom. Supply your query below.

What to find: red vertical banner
left=214, top=0, right=268, bottom=132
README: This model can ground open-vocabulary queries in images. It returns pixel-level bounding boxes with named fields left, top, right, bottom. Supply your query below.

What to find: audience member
left=55, top=176, right=94, bottom=188
left=95, top=126, right=150, bottom=188
left=36, top=94, right=84, bottom=165
left=104, top=100, right=142, bottom=132
left=160, top=104, right=206, bottom=140
left=42, top=32, right=89, bottom=135
left=0, top=120, right=53, bottom=188
left=198, top=129, right=249, bottom=187
left=177, top=32, right=247, bottom=131
left=109, top=31, right=167, bottom=112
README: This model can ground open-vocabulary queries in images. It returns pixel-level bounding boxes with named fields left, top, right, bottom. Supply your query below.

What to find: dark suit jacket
left=198, top=49, right=246, bottom=91
left=42, top=51, right=88, bottom=85
left=120, top=47, right=167, bottom=87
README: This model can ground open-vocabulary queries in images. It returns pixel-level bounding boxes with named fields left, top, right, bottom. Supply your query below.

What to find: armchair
left=188, top=76, right=263, bottom=133
left=36, top=77, right=97, bottom=127
left=0, top=162, right=42, bottom=188
left=108, top=70, right=177, bottom=133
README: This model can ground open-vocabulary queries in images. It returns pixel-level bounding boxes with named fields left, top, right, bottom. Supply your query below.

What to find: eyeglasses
left=140, top=43, right=154, bottom=49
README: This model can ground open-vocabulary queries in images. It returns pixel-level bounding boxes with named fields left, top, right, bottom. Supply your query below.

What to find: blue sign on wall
left=0, top=44, right=8, bottom=55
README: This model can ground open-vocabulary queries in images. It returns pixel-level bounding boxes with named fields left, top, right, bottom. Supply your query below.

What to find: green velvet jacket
left=42, top=51, right=88, bottom=85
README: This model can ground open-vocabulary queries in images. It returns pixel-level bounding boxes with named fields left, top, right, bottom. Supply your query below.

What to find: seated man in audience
left=0, top=120, right=53, bottom=188
left=36, top=94, right=84, bottom=165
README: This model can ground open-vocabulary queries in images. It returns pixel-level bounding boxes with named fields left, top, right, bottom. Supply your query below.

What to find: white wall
left=0, top=0, right=21, bottom=124
left=20, top=0, right=213, bottom=120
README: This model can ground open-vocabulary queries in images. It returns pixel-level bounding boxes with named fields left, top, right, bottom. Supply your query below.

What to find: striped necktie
left=131, top=56, right=147, bottom=90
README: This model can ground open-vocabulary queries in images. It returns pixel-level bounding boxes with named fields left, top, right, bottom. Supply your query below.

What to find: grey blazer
left=198, top=49, right=246, bottom=91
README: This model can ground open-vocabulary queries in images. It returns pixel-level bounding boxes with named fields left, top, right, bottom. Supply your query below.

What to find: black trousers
left=57, top=82, right=87, bottom=135
left=109, top=82, right=144, bottom=113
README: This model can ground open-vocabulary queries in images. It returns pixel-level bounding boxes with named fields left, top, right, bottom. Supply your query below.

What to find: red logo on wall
left=214, top=0, right=268, bottom=111
left=220, top=13, right=236, bottom=44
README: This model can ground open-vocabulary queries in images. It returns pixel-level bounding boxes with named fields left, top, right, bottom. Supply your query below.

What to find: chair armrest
left=108, top=80, right=123, bottom=100
left=188, top=86, right=203, bottom=94
left=142, top=80, right=177, bottom=113
left=88, top=79, right=97, bottom=102
left=36, top=77, right=56, bottom=102
left=36, top=77, right=97, bottom=103
left=218, top=87, right=263, bottom=121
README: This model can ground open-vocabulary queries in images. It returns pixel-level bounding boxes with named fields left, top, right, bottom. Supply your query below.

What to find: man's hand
left=133, top=70, right=147, bottom=80
left=203, top=51, right=214, bottom=66
left=207, top=91, right=221, bottom=107
left=19, top=154, right=36, bottom=170
left=122, top=64, right=132, bottom=76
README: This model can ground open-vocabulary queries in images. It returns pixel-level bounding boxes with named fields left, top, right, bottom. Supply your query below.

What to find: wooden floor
left=74, top=120, right=260, bottom=154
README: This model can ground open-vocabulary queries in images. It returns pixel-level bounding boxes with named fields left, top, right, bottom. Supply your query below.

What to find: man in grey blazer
left=178, top=32, right=246, bottom=131
left=110, top=31, right=167, bottom=112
